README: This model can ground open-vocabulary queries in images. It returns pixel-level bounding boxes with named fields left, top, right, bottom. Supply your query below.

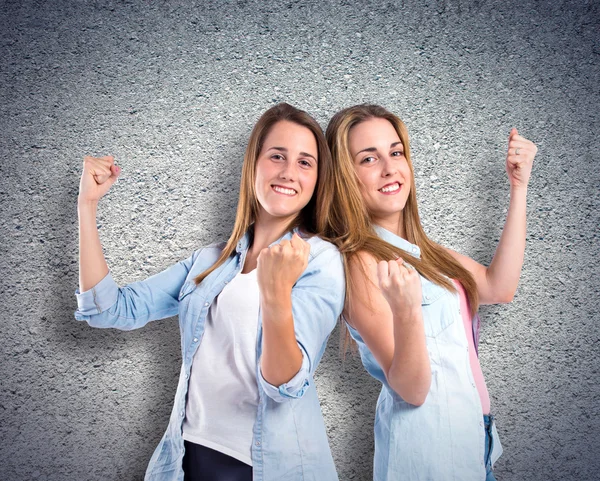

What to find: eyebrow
left=268, top=146, right=317, bottom=162
left=355, top=142, right=403, bottom=156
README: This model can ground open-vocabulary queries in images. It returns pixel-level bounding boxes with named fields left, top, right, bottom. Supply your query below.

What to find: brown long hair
left=193, top=102, right=334, bottom=285
left=325, top=104, right=479, bottom=352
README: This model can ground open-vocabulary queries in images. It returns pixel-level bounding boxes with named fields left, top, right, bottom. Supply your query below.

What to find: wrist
left=78, top=197, right=99, bottom=208
left=509, top=184, right=528, bottom=196
left=260, top=287, right=293, bottom=310
left=391, top=304, right=422, bottom=324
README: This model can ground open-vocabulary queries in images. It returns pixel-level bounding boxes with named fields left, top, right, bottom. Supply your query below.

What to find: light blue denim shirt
left=74, top=227, right=345, bottom=481
left=346, top=225, right=502, bottom=481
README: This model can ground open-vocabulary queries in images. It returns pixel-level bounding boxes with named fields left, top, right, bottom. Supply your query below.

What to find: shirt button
left=255, top=441, right=261, bottom=446
left=204, top=302, right=209, bottom=307
left=181, top=411, right=185, bottom=417
left=193, top=338, right=198, bottom=343
left=480, top=421, right=484, bottom=427
left=412, top=247, right=417, bottom=253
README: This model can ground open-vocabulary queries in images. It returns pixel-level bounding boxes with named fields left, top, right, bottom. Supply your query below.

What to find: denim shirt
left=74, top=227, right=345, bottom=481
left=346, top=225, right=502, bottom=481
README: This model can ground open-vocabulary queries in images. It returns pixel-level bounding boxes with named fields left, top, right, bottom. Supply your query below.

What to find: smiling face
left=254, top=120, right=319, bottom=226
left=348, top=117, right=412, bottom=234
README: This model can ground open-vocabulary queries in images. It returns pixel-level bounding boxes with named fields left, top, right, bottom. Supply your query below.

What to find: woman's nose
left=278, top=160, right=296, bottom=180
left=381, top=157, right=398, bottom=177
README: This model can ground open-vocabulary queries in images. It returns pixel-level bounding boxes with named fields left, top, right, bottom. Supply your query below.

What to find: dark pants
left=182, top=441, right=253, bottom=481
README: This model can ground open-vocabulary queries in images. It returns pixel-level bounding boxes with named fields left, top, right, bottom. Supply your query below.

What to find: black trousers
left=182, top=440, right=253, bottom=481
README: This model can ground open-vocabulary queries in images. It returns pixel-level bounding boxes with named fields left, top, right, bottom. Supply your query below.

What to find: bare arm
left=347, top=252, right=430, bottom=405
left=75, top=155, right=196, bottom=331
left=446, top=129, right=537, bottom=304
left=78, top=155, right=120, bottom=292
left=78, top=200, right=108, bottom=291
left=259, top=288, right=304, bottom=386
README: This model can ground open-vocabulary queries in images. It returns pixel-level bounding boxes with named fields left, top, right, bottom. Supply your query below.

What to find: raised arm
left=75, top=155, right=194, bottom=330
left=446, top=128, right=537, bottom=304
left=78, top=155, right=121, bottom=292
left=346, top=252, right=431, bottom=406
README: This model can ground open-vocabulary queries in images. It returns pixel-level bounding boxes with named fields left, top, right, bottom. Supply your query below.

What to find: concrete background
left=1, top=0, right=598, bottom=479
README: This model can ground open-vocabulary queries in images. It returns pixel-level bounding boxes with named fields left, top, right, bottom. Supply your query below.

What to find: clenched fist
left=78, top=155, right=121, bottom=203
left=506, top=128, right=537, bottom=189
left=377, top=257, right=422, bottom=320
left=257, top=232, right=310, bottom=300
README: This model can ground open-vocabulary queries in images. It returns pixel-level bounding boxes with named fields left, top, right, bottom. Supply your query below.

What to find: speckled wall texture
left=1, top=0, right=598, bottom=480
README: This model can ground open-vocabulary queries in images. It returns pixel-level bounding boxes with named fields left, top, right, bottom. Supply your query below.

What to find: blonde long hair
left=193, top=103, right=334, bottom=285
left=325, top=104, right=479, bottom=350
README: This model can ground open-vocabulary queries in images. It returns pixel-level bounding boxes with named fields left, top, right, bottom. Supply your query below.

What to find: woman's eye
left=271, top=154, right=284, bottom=161
left=392, top=150, right=404, bottom=157
left=299, top=159, right=313, bottom=168
left=361, top=156, right=376, bottom=164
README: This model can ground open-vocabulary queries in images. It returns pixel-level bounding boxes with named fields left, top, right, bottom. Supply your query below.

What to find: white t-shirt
left=182, top=269, right=260, bottom=466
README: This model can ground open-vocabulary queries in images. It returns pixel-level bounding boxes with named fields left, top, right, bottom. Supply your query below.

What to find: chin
left=373, top=202, right=407, bottom=215
left=262, top=205, right=303, bottom=219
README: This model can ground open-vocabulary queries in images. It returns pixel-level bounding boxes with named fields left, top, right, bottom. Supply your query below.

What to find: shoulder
left=204, top=240, right=228, bottom=253
left=297, top=235, right=344, bottom=284
left=294, top=236, right=345, bottom=308
left=348, top=250, right=379, bottom=279
left=191, top=240, right=228, bottom=267
left=302, top=234, right=341, bottom=262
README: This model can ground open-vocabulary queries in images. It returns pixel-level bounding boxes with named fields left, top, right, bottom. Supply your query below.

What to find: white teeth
left=273, top=185, right=297, bottom=195
left=380, top=183, right=400, bottom=193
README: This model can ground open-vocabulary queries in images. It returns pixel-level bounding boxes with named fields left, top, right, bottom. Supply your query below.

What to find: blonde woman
left=326, top=104, right=537, bottom=481
left=75, top=103, right=344, bottom=481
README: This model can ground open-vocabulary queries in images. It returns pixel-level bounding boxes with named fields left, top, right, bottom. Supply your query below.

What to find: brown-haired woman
left=74, top=103, right=345, bottom=481
left=326, top=104, right=537, bottom=481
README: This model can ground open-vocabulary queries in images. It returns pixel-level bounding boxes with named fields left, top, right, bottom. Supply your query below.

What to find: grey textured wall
left=1, top=0, right=598, bottom=480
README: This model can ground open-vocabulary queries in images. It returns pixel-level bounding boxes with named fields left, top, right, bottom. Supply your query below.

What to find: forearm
left=78, top=198, right=109, bottom=292
left=260, top=290, right=303, bottom=386
left=486, top=186, right=528, bottom=301
left=388, top=310, right=431, bottom=406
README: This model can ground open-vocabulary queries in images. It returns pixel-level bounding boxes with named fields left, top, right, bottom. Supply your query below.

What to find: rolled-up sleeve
left=74, top=272, right=119, bottom=318
left=259, top=242, right=345, bottom=403
left=73, top=250, right=198, bottom=331
left=258, top=349, right=311, bottom=402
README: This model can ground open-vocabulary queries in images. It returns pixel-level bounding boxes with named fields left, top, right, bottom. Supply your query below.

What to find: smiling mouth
left=379, top=182, right=401, bottom=193
left=272, top=185, right=298, bottom=196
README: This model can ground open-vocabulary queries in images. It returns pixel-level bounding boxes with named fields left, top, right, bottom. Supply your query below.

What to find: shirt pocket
left=178, top=280, right=196, bottom=301
left=177, top=281, right=198, bottom=319
left=421, top=278, right=454, bottom=338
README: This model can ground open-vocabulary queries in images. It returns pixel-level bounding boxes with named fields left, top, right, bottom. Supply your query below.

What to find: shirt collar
left=235, top=225, right=302, bottom=254
left=373, top=224, right=421, bottom=258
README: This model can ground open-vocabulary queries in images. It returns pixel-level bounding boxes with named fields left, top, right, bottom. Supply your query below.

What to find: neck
left=252, top=211, right=298, bottom=252
left=372, top=212, right=405, bottom=239
left=241, top=212, right=297, bottom=273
